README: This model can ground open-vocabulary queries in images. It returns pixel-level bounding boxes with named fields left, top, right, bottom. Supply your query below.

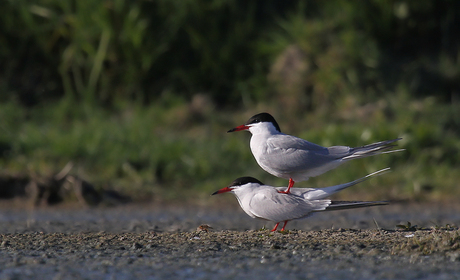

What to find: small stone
left=131, top=242, right=143, bottom=250
left=197, top=224, right=213, bottom=232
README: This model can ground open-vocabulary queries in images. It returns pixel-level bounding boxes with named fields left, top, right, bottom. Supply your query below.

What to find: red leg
left=278, top=178, right=294, bottom=194
left=271, top=222, right=280, bottom=232
left=280, top=221, right=288, bottom=231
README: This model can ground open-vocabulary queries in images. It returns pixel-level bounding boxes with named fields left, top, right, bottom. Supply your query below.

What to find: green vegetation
left=0, top=0, right=459, bottom=202
left=396, top=221, right=419, bottom=231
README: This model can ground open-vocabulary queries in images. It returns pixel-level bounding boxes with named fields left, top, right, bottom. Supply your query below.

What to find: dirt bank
left=0, top=229, right=459, bottom=279
left=0, top=202, right=459, bottom=279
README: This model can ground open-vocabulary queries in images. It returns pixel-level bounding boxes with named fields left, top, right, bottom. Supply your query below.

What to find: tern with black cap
left=228, top=112, right=402, bottom=194
left=212, top=168, right=390, bottom=231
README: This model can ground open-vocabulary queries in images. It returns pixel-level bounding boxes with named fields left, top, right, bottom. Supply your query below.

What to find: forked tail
left=301, top=167, right=391, bottom=200
left=342, top=138, right=404, bottom=160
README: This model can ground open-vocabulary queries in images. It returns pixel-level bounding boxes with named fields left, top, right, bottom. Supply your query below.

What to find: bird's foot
left=271, top=223, right=280, bottom=232
left=280, top=221, right=288, bottom=231
left=277, top=178, right=294, bottom=194
left=277, top=190, right=290, bottom=194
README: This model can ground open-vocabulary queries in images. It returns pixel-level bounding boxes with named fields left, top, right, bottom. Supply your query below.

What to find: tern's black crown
left=245, top=112, right=281, bottom=132
left=230, top=177, right=264, bottom=187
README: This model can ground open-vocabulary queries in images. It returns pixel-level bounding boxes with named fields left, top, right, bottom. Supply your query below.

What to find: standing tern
left=212, top=168, right=389, bottom=231
left=228, top=112, right=402, bottom=194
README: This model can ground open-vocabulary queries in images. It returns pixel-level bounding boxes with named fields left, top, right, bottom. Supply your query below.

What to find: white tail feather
left=294, top=168, right=390, bottom=200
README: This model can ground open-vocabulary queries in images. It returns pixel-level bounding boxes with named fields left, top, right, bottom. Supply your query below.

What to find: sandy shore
left=0, top=202, right=459, bottom=279
left=0, top=229, right=459, bottom=279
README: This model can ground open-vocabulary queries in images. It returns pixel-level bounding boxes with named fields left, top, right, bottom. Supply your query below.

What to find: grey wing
left=263, top=134, right=337, bottom=173
left=248, top=188, right=330, bottom=222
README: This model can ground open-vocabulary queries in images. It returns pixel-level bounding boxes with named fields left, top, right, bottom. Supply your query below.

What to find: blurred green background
left=0, top=0, right=459, bottom=204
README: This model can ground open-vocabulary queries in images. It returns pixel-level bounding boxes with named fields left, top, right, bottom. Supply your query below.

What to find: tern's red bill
left=227, top=125, right=249, bottom=133
left=211, top=187, right=232, bottom=195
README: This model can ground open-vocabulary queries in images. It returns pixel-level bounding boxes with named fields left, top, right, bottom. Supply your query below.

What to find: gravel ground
left=0, top=202, right=459, bottom=279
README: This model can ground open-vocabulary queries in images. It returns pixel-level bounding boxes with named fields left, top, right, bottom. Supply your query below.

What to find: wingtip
left=325, top=200, right=390, bottom=211
left=366, top=200, right=391, bottom=206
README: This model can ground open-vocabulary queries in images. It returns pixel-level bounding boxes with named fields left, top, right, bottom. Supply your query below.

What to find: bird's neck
left=249, top=124, right=281, bottom=136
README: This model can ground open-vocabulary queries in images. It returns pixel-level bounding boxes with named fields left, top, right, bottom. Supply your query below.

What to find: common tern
left=228, top=112, right=402, bottom=194
left=212, top=168, right=389, bottom=231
